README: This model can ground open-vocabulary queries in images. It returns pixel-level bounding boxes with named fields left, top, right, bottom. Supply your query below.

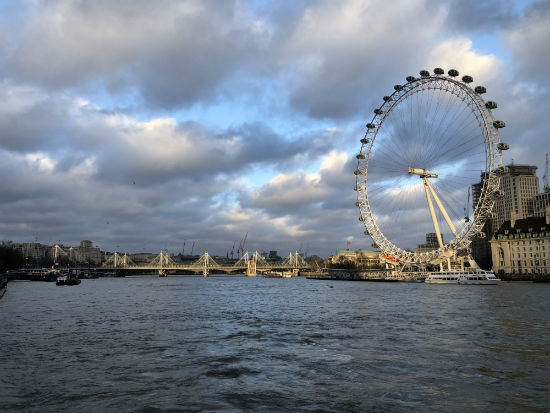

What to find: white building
left=490, top=208, right=550, bottom=277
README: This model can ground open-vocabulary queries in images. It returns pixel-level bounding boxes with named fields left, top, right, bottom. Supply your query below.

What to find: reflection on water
left=1, top=277, right=549, bottom=412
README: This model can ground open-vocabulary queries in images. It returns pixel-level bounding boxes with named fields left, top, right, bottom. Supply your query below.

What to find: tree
left=0, top=242, right=25, bottom=271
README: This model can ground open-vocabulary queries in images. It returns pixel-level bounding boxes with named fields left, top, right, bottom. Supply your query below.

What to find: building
left=415, top=233, right=442, bottom=254
left=12, top=243, right=51, bottom=264
left=490, top=207, right=550, bottom=277
left=493, top=164, right=540, bottom=230
left=69, top=240, right=101, bottom=265
left=326, top=249, right=381, bottom=269
left=130, top=253, right=156, bottom=264
left=471, top=165, right=541, bottom=269
left=531, top=192, right=550, bottom=218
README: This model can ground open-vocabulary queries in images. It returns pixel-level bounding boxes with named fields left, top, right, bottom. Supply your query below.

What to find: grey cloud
left=1, top=0, right=549, bottom=258
left=1, top=0, right=266, bottom=109
left=503, top=2, right=550, bottom=87
left=438, top=0, right=521, bottom=32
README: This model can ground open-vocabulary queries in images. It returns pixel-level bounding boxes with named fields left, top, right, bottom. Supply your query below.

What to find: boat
left=425, top=269, right=500, bottom=284
left=56, top=271, right=81, bottom=286
left=263, top=270, right=293, bottom=278
left=29, top=269, right=59, bottom=282
left=458, top=270, right=500, bottom=285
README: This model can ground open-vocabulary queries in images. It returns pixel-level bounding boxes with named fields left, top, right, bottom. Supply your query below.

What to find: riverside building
left=490, top=207, right=550, bottom=277
left=472, top=164, right=541, bottom=269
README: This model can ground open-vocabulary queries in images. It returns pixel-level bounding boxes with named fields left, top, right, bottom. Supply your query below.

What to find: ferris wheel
left=355, top=68, right=509, bottom=266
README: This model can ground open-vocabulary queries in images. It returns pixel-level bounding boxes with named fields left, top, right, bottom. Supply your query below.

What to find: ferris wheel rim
left=355, top=69, right=506, bottom=265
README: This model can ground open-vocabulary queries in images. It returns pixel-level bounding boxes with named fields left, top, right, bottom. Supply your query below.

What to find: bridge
left=99, top=251, right=309, bottom=277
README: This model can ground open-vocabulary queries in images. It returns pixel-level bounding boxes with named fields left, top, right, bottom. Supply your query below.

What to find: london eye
left=355, top=68, right=509, bottom=267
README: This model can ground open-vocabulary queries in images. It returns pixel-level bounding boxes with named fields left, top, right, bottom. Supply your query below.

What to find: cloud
left=503, top=2, right=550, bottom=87
left=1, top=0, right=269, bottom=109
left=439, top=0, right=522, bottom=32
left=0, top=0, right=548, bottom=257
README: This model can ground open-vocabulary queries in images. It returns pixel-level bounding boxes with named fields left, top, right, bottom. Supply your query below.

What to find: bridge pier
left=246, top=259, right=257, bottom=277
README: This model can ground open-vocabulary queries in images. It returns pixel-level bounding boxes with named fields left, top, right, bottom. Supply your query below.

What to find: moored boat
left=263, top=270, right=293, bottom=278
left=56, top=271, right=81, bottom=286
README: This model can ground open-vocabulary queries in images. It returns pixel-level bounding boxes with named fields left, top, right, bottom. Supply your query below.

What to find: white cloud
left=0, top=0, right=548, bottom=257
left=426, top=37, right=502, bottom=82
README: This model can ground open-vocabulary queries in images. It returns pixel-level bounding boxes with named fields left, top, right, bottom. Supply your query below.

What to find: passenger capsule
left=366, top=123, right=376, bottom=129
left=394, top=85, right=403, bottom=91
left=356, top=153, right=365, bottom=159
left=497, top=142, right=509, bottom=150
left=493, top=190, right=505, bottom=198
left=354, top=169, right=363, bottom=175
left=374, top=108, right=383, bottom=115
left=493, top=120, right=505, bottom=128
left=476, top=231, right=486, bottom=239
left=361, top=138, right=370, bottom=144
left=383, top=96, right=392, bottom=102
left=406, top=76, right=416, bottom=82
left=487, top=212, right=497, bottom=219
left=359, top=216, right=366, bottom=222
left=355, top=201, right=361, bottom=207
left=474, top=86, right=486, bottom=94
left=462, top=75, right=473, bottom=83
left=498, top=166, right=509, bottom=175
left=485, top=101, right=497, bottom=109
left=354, top=186, right=360, bottom=191
left=433, top=68, right=444, bottom=75
left=448, top=69, right=459, bottom=77
left=364, top=230, right=370, bottom=236
left=419, top=70, right=430, bottom=77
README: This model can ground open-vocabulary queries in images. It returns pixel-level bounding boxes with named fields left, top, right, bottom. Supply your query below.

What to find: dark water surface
left=1, top=276, right=549, bottom=413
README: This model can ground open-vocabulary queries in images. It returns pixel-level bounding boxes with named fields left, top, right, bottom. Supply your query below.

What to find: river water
left=1, top=276, right=549, bottom=413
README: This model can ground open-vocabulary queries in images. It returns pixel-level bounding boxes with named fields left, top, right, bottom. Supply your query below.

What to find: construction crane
left=230, top=240, right=236, bottom=260
left=543, top=153, right=549, bottom=193
left=237, top=232, right=247, bottom=258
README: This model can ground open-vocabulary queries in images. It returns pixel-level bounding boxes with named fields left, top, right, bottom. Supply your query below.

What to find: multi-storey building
left=13, top=240, right=101, bottom=265
left=471, top=165, right=541, bottom=269
left=12, top=243, right=51, bottom=264
left=490, top=208, right=550, bottom=276
left=327, top=250, right=381, bottom=269
left=71, top=240, right=101, bottom=265
left=531, top=192, right=550, bottom=218
left=493, top=164, right=540, bottom=230
left=415, top=233, right=442, bottom=254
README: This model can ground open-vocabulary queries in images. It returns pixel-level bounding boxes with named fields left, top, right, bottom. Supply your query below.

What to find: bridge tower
left=203, top=252, right=209, bottom=277
left=159, top=251, right=167, bottom=277
left=246, top=255, right=257, bottom=277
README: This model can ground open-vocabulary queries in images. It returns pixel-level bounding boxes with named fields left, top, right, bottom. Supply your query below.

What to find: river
left=1, top=276, right=549, bottom=412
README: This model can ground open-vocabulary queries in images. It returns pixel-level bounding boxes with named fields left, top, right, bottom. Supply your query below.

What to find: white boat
left=425, top=269, right=500, bottom=285
left=458, top=270, right=500, bottom=285
left=425, top=270, right=460, bottom=284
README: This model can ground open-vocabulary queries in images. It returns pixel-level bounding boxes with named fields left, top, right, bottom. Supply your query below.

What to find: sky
left=0, top=0, right=548, bottom=257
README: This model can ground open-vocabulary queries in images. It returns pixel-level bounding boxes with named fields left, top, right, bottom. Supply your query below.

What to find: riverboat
left=56, top=272, right=81, bottom=286
left=425, top=270, right=500, bottom=285
left=29, top=269, right=59, bottom=282
left=263, top=271, right=292, bottom=278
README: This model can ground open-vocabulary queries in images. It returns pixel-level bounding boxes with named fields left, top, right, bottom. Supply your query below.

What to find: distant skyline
left=0, top=0, right=549, bottom=257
